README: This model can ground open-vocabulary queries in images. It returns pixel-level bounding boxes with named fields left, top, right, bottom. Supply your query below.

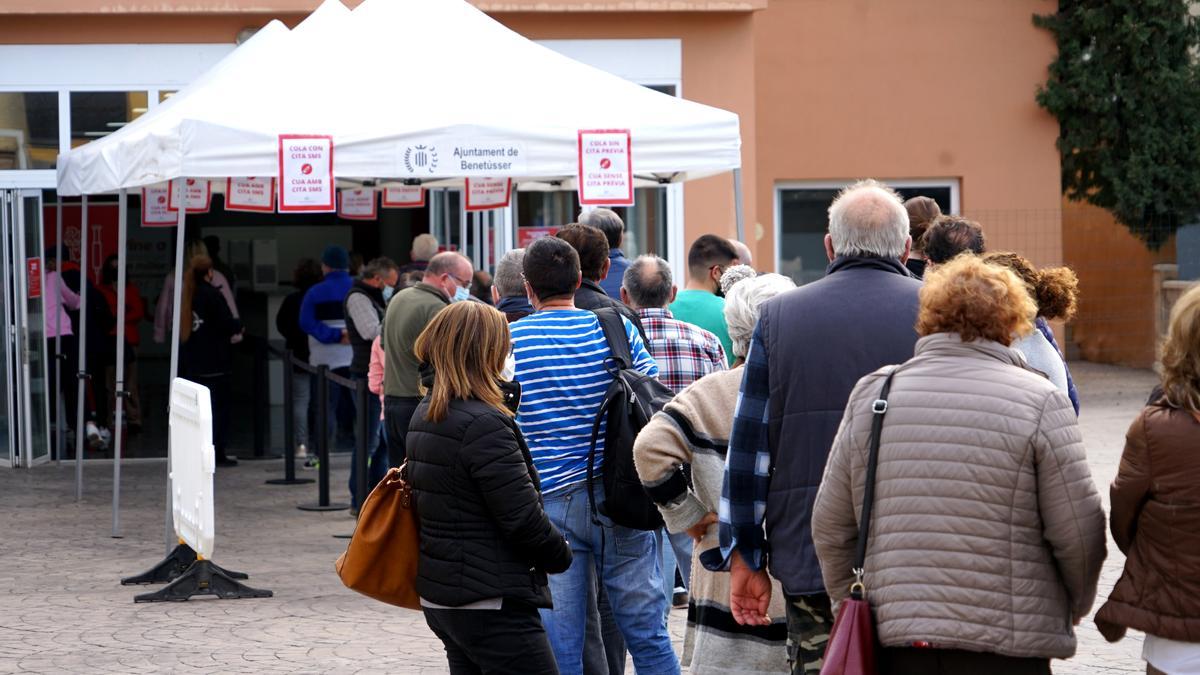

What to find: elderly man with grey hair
left=399, top=233, right=439, bottom=275
left=717, top=179, right=922, bottom=674
left=580, top=208, right=630, bottom=298
left=491, top=248, right=533, bottom=323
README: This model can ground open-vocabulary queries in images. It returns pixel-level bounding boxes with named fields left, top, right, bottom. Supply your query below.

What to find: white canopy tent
left=54, top=0, right=743, bottom=543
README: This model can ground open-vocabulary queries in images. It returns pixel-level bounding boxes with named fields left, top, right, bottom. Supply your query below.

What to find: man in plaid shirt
left=621, top=254, right=726, bottom=610
left=620, top=255, right=727, bottom=394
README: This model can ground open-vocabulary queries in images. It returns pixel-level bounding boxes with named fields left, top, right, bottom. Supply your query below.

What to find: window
left=775, top=180, right=959, bottom=285
left=69, top=91, right=148, bottom=147
left=0, top=92, right=59, bottom=170
left=514, top=188, right=668, bottom=259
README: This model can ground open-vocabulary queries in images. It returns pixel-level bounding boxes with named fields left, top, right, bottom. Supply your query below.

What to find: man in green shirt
left=382, top=251, right=473, bottom=465
left=669, top=235, right=742, bottom=366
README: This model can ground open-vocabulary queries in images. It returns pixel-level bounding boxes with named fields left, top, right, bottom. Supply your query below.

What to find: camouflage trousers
left=784, top=592, right=834, bottom=675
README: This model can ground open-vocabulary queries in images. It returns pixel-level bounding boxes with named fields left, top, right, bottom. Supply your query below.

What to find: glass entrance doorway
left=1, top=189, right=51, bottom=468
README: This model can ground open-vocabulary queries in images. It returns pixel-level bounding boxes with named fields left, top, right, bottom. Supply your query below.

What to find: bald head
left=728, top=238, right=753, bottom=267
left=826, top=179, right=910, bottom=261
left=621, top=255, right=674, bottom=309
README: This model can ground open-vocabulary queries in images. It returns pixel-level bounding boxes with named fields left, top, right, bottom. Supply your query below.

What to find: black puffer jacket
left=407, top=381, right=572, bottom=608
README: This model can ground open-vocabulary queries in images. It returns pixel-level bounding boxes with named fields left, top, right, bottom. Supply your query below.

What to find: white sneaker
left=294, top=444, right=308, bottom=459
left=86, top=421, right=103, bottom=449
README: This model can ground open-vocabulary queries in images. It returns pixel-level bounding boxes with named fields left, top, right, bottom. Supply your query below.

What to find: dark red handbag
left=820, top=370, right=896, bottom=675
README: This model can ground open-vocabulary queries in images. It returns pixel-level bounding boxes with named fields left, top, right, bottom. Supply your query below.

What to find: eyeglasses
left=447, top=273, right=471, bottom=288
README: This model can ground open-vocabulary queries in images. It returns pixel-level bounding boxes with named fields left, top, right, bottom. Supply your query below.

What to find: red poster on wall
left=43, top=203, right=120, bottom=286
left=517, top=226, right=557, bottom=248
left=27, top=258, right=42, bottom=299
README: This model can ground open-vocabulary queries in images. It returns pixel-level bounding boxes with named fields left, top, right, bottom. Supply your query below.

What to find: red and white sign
left=338, top=189, right=378, bottom=220
left=382, top=186, right=425, bottom=208
left=465, top=177, right=512, bottom=211
left=167, top=178, right=212, bottom=214
left=225, top=177, right=276, bottom=213
left=278, top=134, right=335, bottom=212
left=517, top=226, right=557, bottom=248
left=577, top=129, right=634, bottom=206
left=141, top=186, right=176, bottom=227
left=27, top=258, right=41, bottom=299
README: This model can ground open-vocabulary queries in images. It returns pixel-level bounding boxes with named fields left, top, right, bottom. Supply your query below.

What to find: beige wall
left=752, top=0, right=1062, bottom=270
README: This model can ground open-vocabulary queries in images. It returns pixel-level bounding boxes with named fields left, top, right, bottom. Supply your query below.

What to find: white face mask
left=500, top=352, right=516, bottom=382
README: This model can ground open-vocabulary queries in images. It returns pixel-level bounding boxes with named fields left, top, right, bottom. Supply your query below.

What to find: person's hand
left=686, top=512, right=718, bottom=543
left=1073, top=614, right=1083, bottom=626
left=340, top=329, right=350, bottom=344
left=730, top=551, right=772, bottom=626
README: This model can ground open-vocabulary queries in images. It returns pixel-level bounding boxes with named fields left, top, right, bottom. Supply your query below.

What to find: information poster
left=141, top=186, right=176, bottom=227
left=517, top=226, right=557, bottom=248
left=278, top=134, right=335, bottom=212
left=225, top=177, right=275, bottom=213
left=577, top=129, right=634, bottom=207
left=338, top=188, right=377, bottom=220
left=465, top=177, right=512, bottom=211
left=167, top=178, right=212, bottom=213
left=382, top=186, right=425, bottom=208
left=27, top=258, right=41, bottom=299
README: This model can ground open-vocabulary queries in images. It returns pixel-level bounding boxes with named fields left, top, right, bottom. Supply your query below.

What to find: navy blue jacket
left=762, top=255, right=921, bottom=594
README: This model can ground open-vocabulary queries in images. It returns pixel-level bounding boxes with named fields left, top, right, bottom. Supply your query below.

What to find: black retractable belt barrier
left=354, top=378, right=369, bottom=511
left=266, top=346, right=314, bottom=486
left=298, top=365, right=349, bottom=512
left=243, top=336, right=275, bottom=460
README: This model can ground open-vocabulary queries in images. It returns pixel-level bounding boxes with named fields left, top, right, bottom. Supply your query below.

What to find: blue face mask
left=382, top=285, right=395, bottom=303
left=453, top=285, right=471, bottom=303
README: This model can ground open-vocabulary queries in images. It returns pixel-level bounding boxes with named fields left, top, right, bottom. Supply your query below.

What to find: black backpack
left=585, top=307, right=675, bottom=531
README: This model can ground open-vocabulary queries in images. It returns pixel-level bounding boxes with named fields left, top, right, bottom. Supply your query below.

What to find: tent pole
left=112, top=188, right=128, bottom=538
left=510, top=184, right=519, bottom=250
left=74, top=195, right=89, bottom=502
left=732, top=168, right=745, bottom=243
left=54, top=196, right=63, bottom=466
left=459, top=198, right=468, bottom=258
left=164, top=179, right=188, bottom=554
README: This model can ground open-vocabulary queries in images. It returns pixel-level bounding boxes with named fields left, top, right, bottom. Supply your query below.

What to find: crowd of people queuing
left=44, top=177, right=1182, bottom=673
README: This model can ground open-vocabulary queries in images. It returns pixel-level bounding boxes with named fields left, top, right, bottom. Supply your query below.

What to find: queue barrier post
left=266, top=346, right=314, bottom=486
left=353, top=377, right=369, bottom=513
left=245, top=336, right=273, bottom=460
left=298, top=365, right=349, bottom=512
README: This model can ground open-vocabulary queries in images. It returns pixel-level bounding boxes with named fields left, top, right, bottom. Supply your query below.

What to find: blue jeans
left=660, top=529, right=694, bottom=615
left=540, top=482, right=679, bottom=675
left=348, top=376, right=387, bottom=509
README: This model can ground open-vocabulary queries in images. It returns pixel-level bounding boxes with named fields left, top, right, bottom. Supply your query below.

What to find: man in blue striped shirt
left=511, top=236, right=679, bottom=675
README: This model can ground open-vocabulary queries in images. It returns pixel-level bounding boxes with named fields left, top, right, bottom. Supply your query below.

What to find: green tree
left=1035, top=0, right=1200, bottom=248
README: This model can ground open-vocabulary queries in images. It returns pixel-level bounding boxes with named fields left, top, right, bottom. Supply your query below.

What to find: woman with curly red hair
left=812, top=255, right=1106, bottom=674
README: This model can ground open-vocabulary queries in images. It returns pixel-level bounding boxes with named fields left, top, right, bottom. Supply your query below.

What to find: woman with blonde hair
left=1095, top=284, right=1200, bottom=674
left=406, top=301, right=572, bottom=675
left=812, top=255, right=1106, bottom=674
left=634, top=270, right=796, bottom=675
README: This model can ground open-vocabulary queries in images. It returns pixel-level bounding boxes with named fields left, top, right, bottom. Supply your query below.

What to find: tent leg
left=54, top=197, right=63, bottom=466
left=112, top=189, right=128, bottom=538
left=165, top=180, right=188, bottom=555
left=74, top=195, right=89, bottom=502
left=732, top=168, right=745, bottom=243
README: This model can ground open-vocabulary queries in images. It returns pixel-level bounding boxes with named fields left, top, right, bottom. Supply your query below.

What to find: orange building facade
left=2, top=0, right=1163, bottom=365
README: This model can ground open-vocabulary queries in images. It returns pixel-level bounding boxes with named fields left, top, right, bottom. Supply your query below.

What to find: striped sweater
left=510, top=308, right=658, bottom=495
left=634, top=366, right=788, bottom=675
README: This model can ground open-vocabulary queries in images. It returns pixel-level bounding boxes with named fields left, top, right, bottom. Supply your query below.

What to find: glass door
left=0, top=191, right=15, bottom=468
left=1, top=189, right=51, bottom=467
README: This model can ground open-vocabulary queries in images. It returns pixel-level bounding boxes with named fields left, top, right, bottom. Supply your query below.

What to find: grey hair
left=411, top=233, right=439, bottom=261
left=719, top=264, right=757, bottom=295
left=578, top=208, right=625, bottom=249
left=493, top=248, right=526, bottom=298
left=622, top=255, right=673, bottom=309
left=827, top=179, right=910, bottom=259
left=361, top=256, right=398, bottom=281
left=723, top=273, right=796, bottom=359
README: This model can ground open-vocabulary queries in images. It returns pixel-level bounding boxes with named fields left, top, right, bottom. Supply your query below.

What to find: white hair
left=827, top=179, right=909, bottom=259
left=723, top=273, right=796, bottom=359
left=411, top=233, right=439, bottom=262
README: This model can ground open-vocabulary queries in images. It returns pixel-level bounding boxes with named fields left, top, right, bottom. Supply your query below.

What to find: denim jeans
left=659, top=529, right=694, bottom=615
left=348, top=375, right=387, bottom=509
left=540, top=482, right=679, bottom=675
left=292, top=370, right=313, bottom=448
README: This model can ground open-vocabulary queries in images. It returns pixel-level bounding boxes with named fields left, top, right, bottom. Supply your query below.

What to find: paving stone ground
left=0, top=362, right=1155, bottom=673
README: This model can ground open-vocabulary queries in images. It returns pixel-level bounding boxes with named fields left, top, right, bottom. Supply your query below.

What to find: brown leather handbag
left=821, top=370, right=896, bottom=675
left=335, top=464, right=421, bottom=610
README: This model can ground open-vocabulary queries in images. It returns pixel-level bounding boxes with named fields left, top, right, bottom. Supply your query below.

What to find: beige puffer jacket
left=812, top=333, right=1106, bottom=659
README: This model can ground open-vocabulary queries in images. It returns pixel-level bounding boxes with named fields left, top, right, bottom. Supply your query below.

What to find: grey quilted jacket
left=812, top=333, right=1107, bottom=659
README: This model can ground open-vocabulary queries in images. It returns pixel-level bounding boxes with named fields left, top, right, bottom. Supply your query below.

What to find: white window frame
left=774, top=178, right=962, bottom=275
